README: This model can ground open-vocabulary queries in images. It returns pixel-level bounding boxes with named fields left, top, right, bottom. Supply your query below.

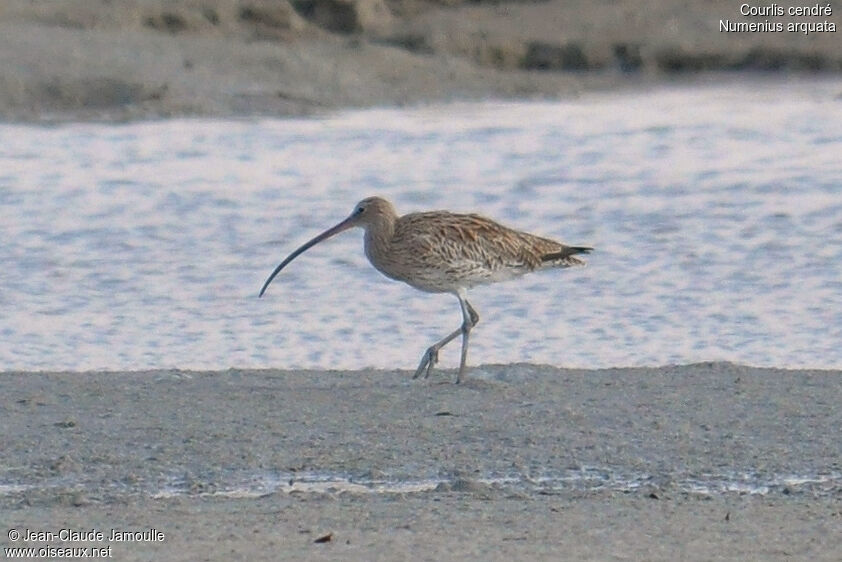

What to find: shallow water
left=151, top=467, right=842, bottom=500
left=4, top=466, right=840, bottom=501
left=2, top=80, right=841, bottom=371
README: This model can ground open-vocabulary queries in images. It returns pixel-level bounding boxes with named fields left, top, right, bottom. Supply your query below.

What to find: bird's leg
left=412, top=291, right=479, bottom=383
left=456, top=298, right=479, bottom=384
left=413, top=326, right=462, bottom=380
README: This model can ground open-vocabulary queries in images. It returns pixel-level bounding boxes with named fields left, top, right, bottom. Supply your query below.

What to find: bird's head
left=258, top=196, right=396, bottom=297
left=347, top=196, right=396, bottom=227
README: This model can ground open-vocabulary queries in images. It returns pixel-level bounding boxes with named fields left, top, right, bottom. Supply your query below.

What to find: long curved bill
left=258, top=215, right=357, bottom=297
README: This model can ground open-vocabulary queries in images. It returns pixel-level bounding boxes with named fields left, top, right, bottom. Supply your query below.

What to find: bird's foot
left=412, top=347, right=439, bottom=379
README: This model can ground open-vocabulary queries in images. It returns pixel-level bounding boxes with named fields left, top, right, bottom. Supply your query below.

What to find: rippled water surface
left=2, top=81, right=841, bottom=371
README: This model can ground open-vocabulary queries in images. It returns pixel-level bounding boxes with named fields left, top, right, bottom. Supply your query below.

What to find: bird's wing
left=396, top=212, right=568, bottom=271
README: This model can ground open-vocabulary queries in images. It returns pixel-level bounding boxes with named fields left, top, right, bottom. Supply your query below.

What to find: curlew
left=259, top=197, right=592, bottom=383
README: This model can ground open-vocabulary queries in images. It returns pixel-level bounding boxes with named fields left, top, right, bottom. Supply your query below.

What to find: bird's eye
left=355, top=206, right=364, bottom=215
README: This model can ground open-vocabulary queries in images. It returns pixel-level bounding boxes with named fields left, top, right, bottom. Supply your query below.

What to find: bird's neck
left=363, top=215, right=395, bottom=265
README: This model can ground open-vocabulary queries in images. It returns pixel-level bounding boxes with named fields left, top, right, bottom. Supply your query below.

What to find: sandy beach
left=2, top=364, right=841, bottom=560
left=1, top=0, right=840, bottom=122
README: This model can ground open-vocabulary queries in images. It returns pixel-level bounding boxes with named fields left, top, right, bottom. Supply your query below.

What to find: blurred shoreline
left=1, top=0, right=840, bottom=123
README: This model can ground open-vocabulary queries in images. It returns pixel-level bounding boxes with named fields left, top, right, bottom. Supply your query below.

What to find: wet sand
left=2, top=364, right=841, bottom=560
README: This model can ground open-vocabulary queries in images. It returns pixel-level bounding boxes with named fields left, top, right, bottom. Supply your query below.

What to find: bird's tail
left=568, top=246, right=593, bottom=255
left=541, top=246, right=593, bottom=262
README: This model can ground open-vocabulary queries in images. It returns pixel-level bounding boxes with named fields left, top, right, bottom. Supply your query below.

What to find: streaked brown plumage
left=259, top=196, right=592, bottom=383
